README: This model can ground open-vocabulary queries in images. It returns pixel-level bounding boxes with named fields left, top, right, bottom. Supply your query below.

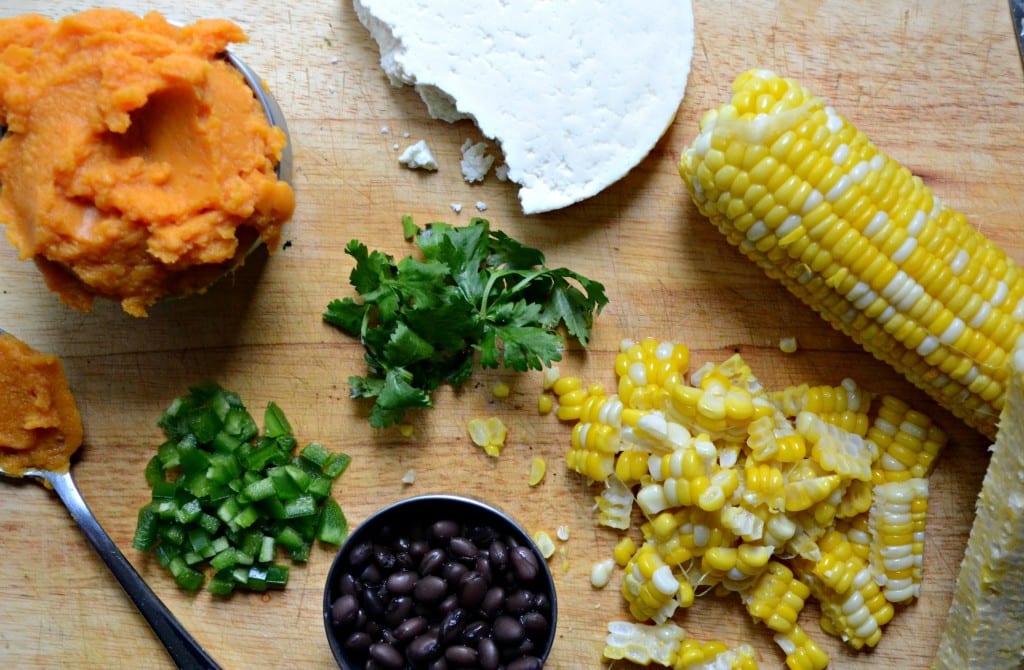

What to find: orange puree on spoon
left=0, top=9, right=295, bottom=316
left=0, top=333, right=82, bottom=475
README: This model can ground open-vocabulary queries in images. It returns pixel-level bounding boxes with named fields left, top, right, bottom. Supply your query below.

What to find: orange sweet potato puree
left=0, top=333, right=83, bottom=475
left=0, top=10, right=295, bottom=316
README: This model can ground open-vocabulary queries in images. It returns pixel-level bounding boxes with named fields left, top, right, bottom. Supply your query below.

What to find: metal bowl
left=323, top=494, right=557, bottom=669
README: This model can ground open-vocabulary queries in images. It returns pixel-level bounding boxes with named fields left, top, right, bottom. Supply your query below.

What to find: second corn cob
left=679, top=69, right=1024, bottom=440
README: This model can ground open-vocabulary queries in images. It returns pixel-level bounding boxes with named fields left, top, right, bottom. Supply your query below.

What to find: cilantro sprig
left=324, top=216, right=608, bottom=428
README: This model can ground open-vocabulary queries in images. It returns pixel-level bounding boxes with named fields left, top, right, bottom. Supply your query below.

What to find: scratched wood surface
left=0, top=0, right=1019, bottom=668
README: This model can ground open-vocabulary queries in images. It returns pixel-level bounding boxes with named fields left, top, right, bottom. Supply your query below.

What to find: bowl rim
left=322, top=493, right=558, bottom=669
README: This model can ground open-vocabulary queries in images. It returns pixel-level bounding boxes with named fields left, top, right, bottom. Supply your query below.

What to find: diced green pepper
left=316, top=498, right=348, bottom=546
left=133, top=385, right=353, bottom=594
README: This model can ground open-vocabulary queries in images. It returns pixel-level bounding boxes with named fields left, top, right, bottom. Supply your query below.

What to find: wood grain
left=0, top=0, right=1017, bottom=668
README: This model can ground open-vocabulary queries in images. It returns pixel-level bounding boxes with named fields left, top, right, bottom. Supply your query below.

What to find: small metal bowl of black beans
left=323, top=494, right=557, bottom=669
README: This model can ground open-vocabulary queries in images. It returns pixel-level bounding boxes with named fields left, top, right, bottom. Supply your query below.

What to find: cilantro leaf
left=324, top=217, right=608, bottom=427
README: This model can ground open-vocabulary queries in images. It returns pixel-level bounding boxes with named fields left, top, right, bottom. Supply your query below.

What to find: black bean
left=343, top=631, right=372, bottom=652
left=337, top=571, right=360, bottom=597
left=360, top=563, right=384, bottom=586
left=444, top=645, right=478, bottom=666
left=386, top=570, right=418, bottom=595
left=443, top=561, right=469, bottom=586
left=478, top=637, right=500, bottom=670
left=368, top=642, right=404, bottom=669
left=521, top=611, right=549, bottom=639
left=430, top=519, right=461, bottom=542
left=504, top=589, right=534, bottom=615
left=488, top=540, right=508, bottom=571
left=392, top=536, right=411, bottom=553
left=427, top=659, right=449, bottom=670
left=438, top=594, right=459, bottom=614
left=393, top=615, right=428, bottom=642
left=449, top=536, right=478, bottom=559
left=395, top=551, right=415, bottom=570
left=510, top=638, right=536, bottom=657
left=360, top=587, right=386, bottom=619
left=413, top=575, right=448, bottom=604
left=509, top=546, right=539, bottom=583
left=419, top=548, right=447, bottom=575
left=330, top=594, right=360, bottom=627
left=533, top=592, right=550, bottom=613
left=348, top=541, right=374, bottom=568
left=475, top=555, right=493, bottom=584
left=374, top=545, right=397, bottom=571
left=480, top=586, right=505, bottom=618
left=507, top=656, right=543, bottom=670
left=466, top=524, right=498, bottom=546
left=440, top=607, right=467, bottom=644
left=384, top=595, right=414, bottom=627
left=458, top=571, right=488, bottom=608
left=407, top=632, right=443, bottom=663
left=461, top=620, right=490, bottom=645
left=410, top=539, right=430, bottom=558
left=492, top=615, right=526, bottom=646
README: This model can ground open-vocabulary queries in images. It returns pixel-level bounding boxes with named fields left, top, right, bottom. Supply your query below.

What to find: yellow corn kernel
left=528, top=457, right=547, bottom=486
left=492, top=381, right=511, bottom=399
left=537, top=393, right=554, bottom=414
left=743, top=462, right=786, bottom=511
left=774, top=623, right=829, bottom=670
left=533, top=530, right=555, bottom=559
left=836, top=478, right=873, bottom=518
left=835, top=513, right=872, bottom=562
left=552, top=375, right=582, bottom=397
left=681, top=69, right=1024, bottom=439
left=785, top=473, right=842, bottom=512
left=614, top=536, right=638, bottom=567
left=398, top=423, right=415, bottom=437
left=566, top=448, right=613, bottom=482
left=571, top=421, right=620, bottom=454
left=614, top=449, right=649, bottom=484
left=745, top=561, right=810, bottom=634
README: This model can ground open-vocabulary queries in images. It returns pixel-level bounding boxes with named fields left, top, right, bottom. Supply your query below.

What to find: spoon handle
left=45, top=469, right=222, bottom=670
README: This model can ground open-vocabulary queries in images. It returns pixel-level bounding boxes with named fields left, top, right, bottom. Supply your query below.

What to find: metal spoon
left=0, top=331, right=222, bottom=669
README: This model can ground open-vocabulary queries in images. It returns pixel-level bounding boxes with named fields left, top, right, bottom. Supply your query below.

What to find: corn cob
left=935, top=350, right=1024, bottom=667
left=680, top=69, right=1024, bottom=439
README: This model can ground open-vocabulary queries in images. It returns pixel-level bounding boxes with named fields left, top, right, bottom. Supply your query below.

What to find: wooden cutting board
left=0, top=0, right=1017, bottom=667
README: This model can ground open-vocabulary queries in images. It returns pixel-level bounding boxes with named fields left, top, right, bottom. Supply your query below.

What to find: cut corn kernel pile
left=550, top=337, right=946, bottom=668
left=679, top=69, right=1024, bottom=441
